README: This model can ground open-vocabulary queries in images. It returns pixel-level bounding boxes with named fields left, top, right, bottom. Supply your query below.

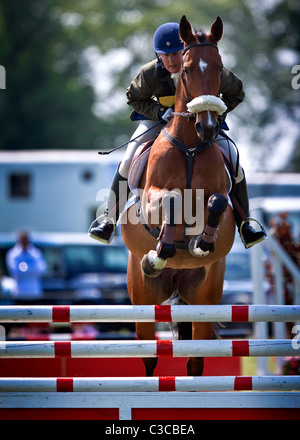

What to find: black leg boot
left=232, top=177, right=267, bottom=249
left=89, top=167, right=127, bottom=244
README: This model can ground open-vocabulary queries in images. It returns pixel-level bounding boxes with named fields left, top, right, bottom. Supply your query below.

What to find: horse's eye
left=183, top=66, right=189, bottom=76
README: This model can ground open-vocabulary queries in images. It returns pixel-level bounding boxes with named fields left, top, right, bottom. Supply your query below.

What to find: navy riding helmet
left=153, top=22, right=184, bottom=54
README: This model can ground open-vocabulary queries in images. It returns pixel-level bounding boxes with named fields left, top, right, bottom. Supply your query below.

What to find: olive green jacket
left=126, top=59, right=245, bottom=121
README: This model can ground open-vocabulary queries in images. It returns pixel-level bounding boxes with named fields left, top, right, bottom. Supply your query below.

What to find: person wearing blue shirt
left=6, top=231, right=47, bottom=302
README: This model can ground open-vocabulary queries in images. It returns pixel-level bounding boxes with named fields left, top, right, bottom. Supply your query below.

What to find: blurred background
left=0, top=1, right=299, bottom=375
left=0, top=0, right=299, bottom=169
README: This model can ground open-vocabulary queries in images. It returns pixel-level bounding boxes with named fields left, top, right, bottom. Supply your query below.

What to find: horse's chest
left=150, top=147, right=185, bottom=183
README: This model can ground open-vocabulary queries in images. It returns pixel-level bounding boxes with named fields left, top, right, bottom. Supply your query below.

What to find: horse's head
left=179, top=16, right=226, bottom=142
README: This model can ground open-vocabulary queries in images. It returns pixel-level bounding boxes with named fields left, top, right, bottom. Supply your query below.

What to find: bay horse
left=122, top=15, right=235, bottom=376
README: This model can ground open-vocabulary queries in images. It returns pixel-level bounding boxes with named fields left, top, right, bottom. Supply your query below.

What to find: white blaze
left=206, top=111, right=213, bottom=126
left=199, top=58, right=208, bottom=73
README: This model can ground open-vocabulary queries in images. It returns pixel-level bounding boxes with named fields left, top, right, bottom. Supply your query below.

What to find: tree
left=0, top=0, right=103, bottom=149
left=225, top=1, right=300, bottom=171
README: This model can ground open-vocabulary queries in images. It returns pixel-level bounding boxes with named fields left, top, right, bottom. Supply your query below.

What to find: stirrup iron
left=239, top=217, right=267, bottom=249
left=88, top=214, right=116, bottom=245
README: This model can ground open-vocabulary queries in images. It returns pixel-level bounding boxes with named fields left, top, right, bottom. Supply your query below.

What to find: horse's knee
left=207, top=193, right=228, bottom=225
left=161, top=190, right=182, bottom=225
left=189, top=193, right=228, bottom=257
left=202, top=193, right=228, bottom=247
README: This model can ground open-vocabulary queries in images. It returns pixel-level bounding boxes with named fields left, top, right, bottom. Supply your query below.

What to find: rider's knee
left=216, top=135, right=244, bottom=184
left=235, top=165, right=244, bottom=183
left=119, top=158, right=131, bottom=178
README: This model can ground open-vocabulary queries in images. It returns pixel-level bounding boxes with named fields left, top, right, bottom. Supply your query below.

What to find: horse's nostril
left=207, top=125, right=219, bottom=141
left=195, top=122, right=204, bottom=137
left=195, top=123, right=218, bottom=142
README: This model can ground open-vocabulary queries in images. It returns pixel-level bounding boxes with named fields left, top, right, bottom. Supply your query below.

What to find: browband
left=182, top=42, right=219, bottom=55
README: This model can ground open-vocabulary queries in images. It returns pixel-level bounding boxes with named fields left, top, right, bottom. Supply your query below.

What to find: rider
left=89, top=22, right=266, bottom=249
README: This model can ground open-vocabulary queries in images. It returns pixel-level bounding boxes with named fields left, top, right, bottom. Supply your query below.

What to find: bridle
left=147, top=43, right=224, bottom=248
left=161, top=40, right=223, bottom=197
left=181, top=41, right=219, bottom=103
left=182, top=41, right=219, bottom=55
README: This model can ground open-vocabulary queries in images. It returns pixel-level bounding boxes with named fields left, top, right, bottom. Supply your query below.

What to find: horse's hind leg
left=127, top=254, right=158, bottom=375
left=135, top=322, right=158, bottom=376
left=127, top=251, right=175, bottom=376
left=189, top=193, right=228, bottom=257
left=187, top=322, right=214, bottom=376
left=177, top=261, right=225, bottom=376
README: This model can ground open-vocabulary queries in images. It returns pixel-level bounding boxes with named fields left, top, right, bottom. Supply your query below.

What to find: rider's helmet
left=153, top=22, right=184, bottom=54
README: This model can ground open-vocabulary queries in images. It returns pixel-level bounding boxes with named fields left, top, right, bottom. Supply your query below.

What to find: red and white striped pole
left=0, top=339, right=298, bottom=358
left=0, top=305, right=299, bottom=323
left=0, top=376, right=299, bottom=392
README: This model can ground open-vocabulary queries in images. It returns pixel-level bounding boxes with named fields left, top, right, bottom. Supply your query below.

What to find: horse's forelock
left=195, top=29, right=207, bottom=43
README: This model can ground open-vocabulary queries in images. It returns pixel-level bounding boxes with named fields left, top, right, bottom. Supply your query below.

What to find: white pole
left=0, top=376, right=299, bottom=392
left=0, top=305, right=299, bottom=323
left=0, top=339, right=297, bottom=358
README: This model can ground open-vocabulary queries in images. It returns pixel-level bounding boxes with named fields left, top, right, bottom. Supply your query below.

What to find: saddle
left=128, top=137, right=233, bottom=197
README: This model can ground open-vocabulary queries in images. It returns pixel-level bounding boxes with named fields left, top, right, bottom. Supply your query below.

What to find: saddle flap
left=128, top=141, right=153, bottom=196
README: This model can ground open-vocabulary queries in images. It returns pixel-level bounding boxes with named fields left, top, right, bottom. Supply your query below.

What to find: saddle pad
left=128, top=143, right=152, bottom=196
left=224, top=163, right=233, bottom=196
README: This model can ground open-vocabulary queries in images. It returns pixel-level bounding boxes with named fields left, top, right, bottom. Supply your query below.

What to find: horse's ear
left=209, top=16, right=223, bottom=43
left=179, top=15, right=195, bottom=45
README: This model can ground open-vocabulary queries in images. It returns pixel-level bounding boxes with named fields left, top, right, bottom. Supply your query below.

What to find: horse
left=122, top=15, right=235, bottom=377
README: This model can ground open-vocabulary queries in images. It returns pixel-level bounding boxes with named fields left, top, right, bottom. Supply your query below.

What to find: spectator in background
left=6, top=231, right=47, bottom=303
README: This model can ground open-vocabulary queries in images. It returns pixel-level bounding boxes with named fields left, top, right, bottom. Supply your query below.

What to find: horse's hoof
left=188, top=236, right=213, bottom=258
left=141, top=250, right=166, bottom=277
left=190, top=247, right=210, bottom=257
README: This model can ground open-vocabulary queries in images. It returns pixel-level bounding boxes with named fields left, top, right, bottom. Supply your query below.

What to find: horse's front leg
left=186, top=259, right=225, bottom=376
left=142, top=190, right=182, bottom=277
left=189, top=193, right=228, bottom=257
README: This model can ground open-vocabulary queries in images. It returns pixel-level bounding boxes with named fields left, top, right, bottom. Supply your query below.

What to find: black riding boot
left=89, top=167, right=127, bottom=244
left=232, top=177, right=267, bottom=249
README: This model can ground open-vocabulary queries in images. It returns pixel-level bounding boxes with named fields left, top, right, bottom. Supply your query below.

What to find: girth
left=161, top=127, right=211, bottom=190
